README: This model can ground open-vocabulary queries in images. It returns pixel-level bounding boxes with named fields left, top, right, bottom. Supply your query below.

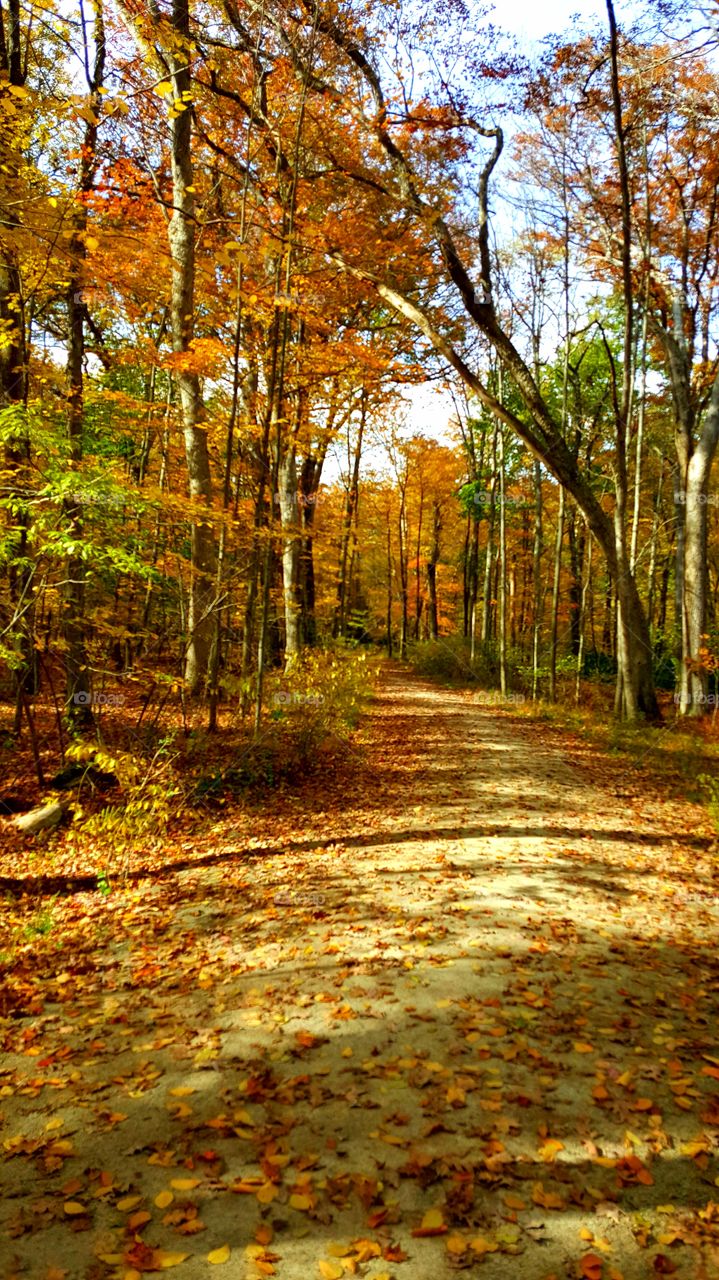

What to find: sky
left=491, top=0, right=612, bottom=42
left=394, top=0, right=631, bottom=456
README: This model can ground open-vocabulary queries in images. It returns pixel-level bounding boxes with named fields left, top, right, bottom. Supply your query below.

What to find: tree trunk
left=398, top=481, right=409, bottom=659
left=335, top=391, right=365, bottom=638
left=481, top=422, right=498, bottom=649
left=0, top=17, right=34, bottom=708
left=278, top=444, right=302, bottom=668
left=168, top=0, right=216, bottom=696
left=498, top=427, right=507, bottom=696
left=299, top=450, right=325, bottom=646
left=682, top=387, right=719, bottom=711
left=63, top=0, right=105, bottom=727
left=426, top=499, right=441, bottom=642
left=548, top=486, right=564, bottom=703
left=531, top=459, right=543, bottom=700
left=385, top=508, right=393, bottom=656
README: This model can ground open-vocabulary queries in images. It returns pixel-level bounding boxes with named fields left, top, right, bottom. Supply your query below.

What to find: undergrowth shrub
left=409, top=636, right=526, bottom=692
left=192, top=646, right=379, bottom=803
left=68, top=740, right=180, bottom=862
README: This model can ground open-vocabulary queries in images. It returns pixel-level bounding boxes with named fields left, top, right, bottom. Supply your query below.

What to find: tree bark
left=277, top=443, right=302, bottom=667
left=168, top=0, right=216, bottom=696
left=548, top=486, right=565, bottom=703
left=63, top=0, right=105, bottom=727
left=426, top=498, right=441, bottom=642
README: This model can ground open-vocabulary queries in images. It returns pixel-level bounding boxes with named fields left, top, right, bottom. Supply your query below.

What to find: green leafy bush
left=193, top=647, right=379, bottom=803
left=409, top=637, right=526, bottom=693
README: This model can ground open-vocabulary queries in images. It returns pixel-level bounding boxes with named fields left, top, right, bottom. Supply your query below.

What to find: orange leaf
left=503, top=1193, right=526, bottom=1210
left=580, top=1253, right=604, bottom=1280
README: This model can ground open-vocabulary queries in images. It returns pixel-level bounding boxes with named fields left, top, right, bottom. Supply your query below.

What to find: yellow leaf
left=423, top=1208, right=445, bottom=1229
left=171, top=1178, right=200, bottom=1190
left=154, top=81, right=174, bottom=96
left=574, top=1042, right=594, bottom=1054
left=117, top=1195, right=142, bottom=1211
left=470, top=1236, right=498, bottom=1254
left=446, top=1233, right=467, bottom=1255
left=539, top=1138, right=564, bottom=1161
left=63, top=1201, right=86, bottom=1215
left=155, top=1190, right=174, bottom=1209
left=256, top=1182, right=278, bottom=1204
left=45, top=1117, right=64, bottom=1131
left=290, top=1193, right=313, bottom=1211
left=412, top=1206, right=447, bottom=1236
left=318, top=1263, right=343, bottom=1280
left=169, top=1087, right=196, bottom=1097
left=207, top=1245, right=231, bottom=1264
left=157, top=1253, right=189, bottom=1269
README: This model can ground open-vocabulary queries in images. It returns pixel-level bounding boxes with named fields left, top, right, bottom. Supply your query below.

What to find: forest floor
left=1, top=664, right=719, bottom=1280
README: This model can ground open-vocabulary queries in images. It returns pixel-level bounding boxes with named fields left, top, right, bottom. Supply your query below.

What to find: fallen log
left=11, top=802, right=65, bottom=835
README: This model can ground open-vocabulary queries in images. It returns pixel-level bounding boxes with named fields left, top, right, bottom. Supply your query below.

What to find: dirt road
left=2, top=668, right=718, bottom=1279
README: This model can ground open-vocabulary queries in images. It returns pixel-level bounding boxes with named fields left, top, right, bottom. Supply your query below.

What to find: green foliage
left=24, top=904, right=56, bottom=939
left=581, top=649, right=618, bottom=682
left=409, top=636, right=480, bottom=684
left=409, top=636, right=526, bottom=693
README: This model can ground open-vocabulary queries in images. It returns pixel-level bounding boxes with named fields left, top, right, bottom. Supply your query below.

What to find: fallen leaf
left=581, top=1253, right=604, bottom=1280
left=412, top=1207, right=447, bottom=1237
left=318, top=1262, right=343, bottom=1280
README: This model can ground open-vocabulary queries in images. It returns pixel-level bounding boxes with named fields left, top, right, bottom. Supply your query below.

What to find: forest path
left=2, top=665, right=719, bottom=1280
